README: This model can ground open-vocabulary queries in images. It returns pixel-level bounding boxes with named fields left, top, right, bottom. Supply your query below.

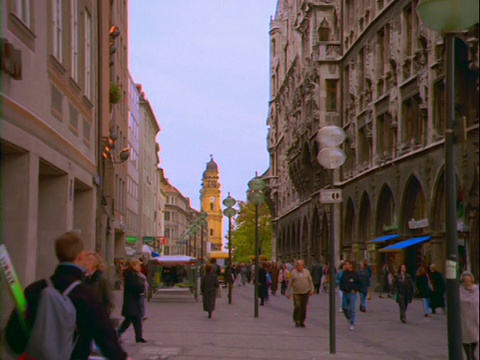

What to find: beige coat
left=288, top=268, right=314, bottom=296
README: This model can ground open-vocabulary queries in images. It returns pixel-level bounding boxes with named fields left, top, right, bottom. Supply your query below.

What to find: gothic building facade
left=266, top=0, right=479, bottom=279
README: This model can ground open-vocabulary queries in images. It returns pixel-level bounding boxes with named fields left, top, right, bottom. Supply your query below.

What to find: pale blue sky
left=129, top=1, right=277, bottom=211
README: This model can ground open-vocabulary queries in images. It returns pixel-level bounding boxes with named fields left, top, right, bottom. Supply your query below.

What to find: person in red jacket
left=5, top=232, right=132, bottom=360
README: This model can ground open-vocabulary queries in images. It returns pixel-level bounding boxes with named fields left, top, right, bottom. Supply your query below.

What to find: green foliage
left=231, top=201, right=272, bottom=263
left=109, top=83, right=122, bottom=104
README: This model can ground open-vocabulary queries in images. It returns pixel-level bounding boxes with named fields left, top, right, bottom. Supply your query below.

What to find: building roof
left=206, top=155, right=218, bottom=172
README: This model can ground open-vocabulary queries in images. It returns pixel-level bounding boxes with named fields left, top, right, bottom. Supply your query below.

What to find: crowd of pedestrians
left=3, top=233, right=478, bottom=360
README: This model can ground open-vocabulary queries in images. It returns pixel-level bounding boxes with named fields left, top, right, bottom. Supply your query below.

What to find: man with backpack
left=5, top=232, right=132, bottom=360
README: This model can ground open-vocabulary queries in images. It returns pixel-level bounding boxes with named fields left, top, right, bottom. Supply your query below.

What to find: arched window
left=318, top=19, right=331, bottom=42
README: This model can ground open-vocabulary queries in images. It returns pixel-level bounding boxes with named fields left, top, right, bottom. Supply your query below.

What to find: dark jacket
left=339, top=270, right=362, bottom=293
left=394, top=273, right=415, bottom=304
left=85, top=270, right=114, bottom=315
left=430, top=271, right=446, bottom=308
left=121, top=268, right=145, bottom=318
left=358, top=269, right=371, bottom=293
left=201, top=272, right=219, bottom=312
left=257, top=267, right=269, bottom=299
left=5, top=264, right=127, bottom=360
left=311, top=264, right=323, bottom=285
left=415, top=274, right=431, bottom=299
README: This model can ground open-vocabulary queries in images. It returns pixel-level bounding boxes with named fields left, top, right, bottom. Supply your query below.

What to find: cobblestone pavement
left=112, top=284, right=455, bottom=360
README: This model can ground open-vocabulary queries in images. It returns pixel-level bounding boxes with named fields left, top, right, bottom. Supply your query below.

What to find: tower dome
left=206, top=155, right=218, bottom=171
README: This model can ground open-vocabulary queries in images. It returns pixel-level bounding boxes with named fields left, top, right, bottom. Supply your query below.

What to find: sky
left=129, top=1, right=277, bottom=211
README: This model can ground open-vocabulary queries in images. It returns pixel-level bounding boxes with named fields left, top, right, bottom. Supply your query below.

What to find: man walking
left=287, top=260, right=314, bottom=328
left=339, top=261, right=362, bottom=331
left=311, top=262, right=323, bottom=294
left=5, top=232, right=132, bottom=359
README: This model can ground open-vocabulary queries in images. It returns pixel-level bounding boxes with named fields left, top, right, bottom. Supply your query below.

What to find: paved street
left=112, top=284, right=453, bottom=360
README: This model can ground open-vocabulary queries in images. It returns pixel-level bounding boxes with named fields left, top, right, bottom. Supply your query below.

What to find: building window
left=70, top=0, right=78, bottom=82
left=15, top=0, right=31, bottom=27
left=82, top=118, right=90, bottom=147
left=69, top=103, right=78, bottom=133
left=358, top=48, right=365, bottom=94
left=164, top=211, right=170, bottom=221
left=433, top=80, right=445, bottom=135
left=402, top=95, right=422, bottom=145
left=165, top=228, right=170, bottom=238
left=51, top=84, right=63, bottom=120
left=326, top=80, right=338, bottom=111
left=52, top=0, right=63, bottom=63
left=84, top=10, right=92, bottom=98
left=318, top=22, right=330, bottom=42
left=376, top=113, right=394, bottom=159
left=210, top=229, right=214, bottom=236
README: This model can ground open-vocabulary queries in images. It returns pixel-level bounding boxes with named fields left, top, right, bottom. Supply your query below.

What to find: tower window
left=210, top=203, right=214, bottom=211
left=210, top=229, right=214, bottom=236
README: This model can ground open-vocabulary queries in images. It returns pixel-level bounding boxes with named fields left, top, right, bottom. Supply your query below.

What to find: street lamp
left=198, top=212, right=208, bottom=265
left=417, top=2, right=479, bottom=359
left=223, top=193, right=237, bottom=305
left=247, top=174, right=266, bottom=318
left=316, top=125, right=346, bottom=354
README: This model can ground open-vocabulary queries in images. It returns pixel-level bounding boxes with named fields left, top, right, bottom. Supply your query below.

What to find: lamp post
left=199, top=212, right=208, bottom=265
left=223, top=193, right=237, bottom=305
left=248, top=174, right=266, bottom=318
left=316, top=125, right=347, bottom=354
left=417, top=2, right=478, bottom=359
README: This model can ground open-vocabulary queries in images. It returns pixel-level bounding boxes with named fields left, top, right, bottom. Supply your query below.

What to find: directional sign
left=320, top=189, right=343, bottom=204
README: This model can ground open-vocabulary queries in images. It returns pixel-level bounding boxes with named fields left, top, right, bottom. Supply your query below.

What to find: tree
left=231, top=201, right=273, bottom=263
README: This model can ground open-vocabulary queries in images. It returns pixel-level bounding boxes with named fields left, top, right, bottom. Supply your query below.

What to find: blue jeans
left=342, top=291, right=357, bottom=325
left=422, top=298, right=431, bottom=315
left=359, top=291, right=367, bottom=310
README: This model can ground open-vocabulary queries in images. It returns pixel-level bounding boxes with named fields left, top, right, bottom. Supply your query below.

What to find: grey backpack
left=26, top=278, right=81, bottom=360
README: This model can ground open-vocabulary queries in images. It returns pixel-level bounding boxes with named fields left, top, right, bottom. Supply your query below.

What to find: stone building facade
left=266, top=0, right=479, bottom=279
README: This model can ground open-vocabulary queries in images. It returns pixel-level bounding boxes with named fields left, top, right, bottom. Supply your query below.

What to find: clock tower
left=200, top=155, right=224, bottom=252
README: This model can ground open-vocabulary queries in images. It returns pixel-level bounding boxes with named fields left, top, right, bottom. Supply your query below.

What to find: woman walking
left=258, top=262, right=269, bottom=305
left=118, top=259, right=147, bottom=343
left=358, top=261, right=371, bottom=312
left=85, top=252, right=114, bottom=315
left=201, top=264, right=219, bottom=318
left=393, top=264, right=415, bottom=323
left=429, top=264, right=446, bottom=314
left=278, top=264, right=289, bottom=296
left=460, top=271, right=479, bottom=360
left=415, top=266, right=432, bottom=317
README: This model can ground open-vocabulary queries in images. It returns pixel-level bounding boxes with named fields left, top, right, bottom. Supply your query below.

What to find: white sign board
left=320, top=189, right=343, bottom=203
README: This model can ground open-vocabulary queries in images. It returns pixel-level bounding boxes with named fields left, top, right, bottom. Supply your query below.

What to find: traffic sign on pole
left=320, top=189, right=343, bottom=203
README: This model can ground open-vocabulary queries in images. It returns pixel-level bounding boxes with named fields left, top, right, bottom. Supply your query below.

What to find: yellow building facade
left=200, top=156, right=224, bottom=252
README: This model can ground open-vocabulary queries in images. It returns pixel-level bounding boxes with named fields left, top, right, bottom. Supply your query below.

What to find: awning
left=379, top=236, right=432, bottom=252
left=366, top=234, right=400, bottom=244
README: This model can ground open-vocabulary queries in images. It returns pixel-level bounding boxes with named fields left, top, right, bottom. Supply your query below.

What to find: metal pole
left=444, top=33, right=463, bottom=360
left=329, top=170, right=336, bottom=354
left=200, top=225, right=204, bottom=265
left=254, top=204, right=259, bottom=318
left=228, top=217, right=232, bottom=304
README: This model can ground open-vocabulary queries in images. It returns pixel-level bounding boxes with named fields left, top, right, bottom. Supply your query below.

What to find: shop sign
left=368, top=243, right=376, bottom=251
left=352, top=243, right=360, bottom=252
left=408, top=218, right=429, bottom=230
left=143, top=236, right=155, bottom=244
left=126, top=236, right=138, bottom=244
left=383, top=224, right=399, bottom=232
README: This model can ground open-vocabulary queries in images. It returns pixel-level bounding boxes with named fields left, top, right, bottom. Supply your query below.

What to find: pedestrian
left=363, top=260, right=373, bottom=300
left=85, top=252, right=115, bottom=315
left=415, top=266, right=432, bottom=317
left=358, top=261, right=371, bottom=312
left=278, top=264, right=289, bottom=295
left=460, top=271, right=479, bottom=360
left=5, top=232, right=130, bottom=360
left=339, top=261, right=362, bottom=331
left=118, top=259, right=147, bottom=343
left=393, top=264, right=415, bottom=323
left=270, top=262, right=280, bottom=295
left=287, top=260, right=314, bottom=328
left=201, top=264, right=219, bottom=318
left=378, top=263, right=389, bottom=298
left=336, top=262, right=346, bottom=312
left=311, top=262, right=323, bottom=294
left=429, top=264, right=446, bottom=314
left=258, top=262, right=269, bottom=305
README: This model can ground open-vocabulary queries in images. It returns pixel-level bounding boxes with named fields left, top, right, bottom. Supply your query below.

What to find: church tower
left=200, top=156, right=224, bottom=252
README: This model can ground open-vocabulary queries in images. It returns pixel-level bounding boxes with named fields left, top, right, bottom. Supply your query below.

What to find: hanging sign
left=320, top=189, right=343, bottom=203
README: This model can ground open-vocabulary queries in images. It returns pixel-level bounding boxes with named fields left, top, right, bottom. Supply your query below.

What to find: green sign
left=126, top=236, right=139, bottom=244
left=143, top=236, right=155, bottom=244
left=0, top=245, right=29, bottom=332
left=383, top=224, right=399, bottom=233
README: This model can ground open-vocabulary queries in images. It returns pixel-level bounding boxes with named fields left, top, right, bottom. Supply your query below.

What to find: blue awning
left=366, top=234, right=400, bottom=244
left=379, top=236, right=432, bottom=252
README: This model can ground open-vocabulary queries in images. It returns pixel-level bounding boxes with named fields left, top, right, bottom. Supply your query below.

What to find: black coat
left=121, top=268, right=145, bottom=317
left=415, top=274, right=431, bottom=299
left=5, top=264, right=127, bottom=360
left=257, top=268, right=269, bottom=299
left=201, top=272, right=218, bottom=312
left=394, top=273, right=415, bottom=304
left=430, top=271, right=446, bottom=308
left=339, top=270, right=362, bottom=293
left=311, top=264, right=323, bottom=285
